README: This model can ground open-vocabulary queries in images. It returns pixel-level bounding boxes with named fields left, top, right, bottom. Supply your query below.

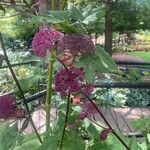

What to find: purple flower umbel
left=0, top=95, right=17, bottom=119
left=32, top=28, right=63, bottom=57
left=58, top=34, right=95, bottom=55
left=54, top=67, right=84, bottom=96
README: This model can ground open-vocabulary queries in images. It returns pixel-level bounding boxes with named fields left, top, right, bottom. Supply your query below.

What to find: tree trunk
left=104, top=0, right=113, bottom=56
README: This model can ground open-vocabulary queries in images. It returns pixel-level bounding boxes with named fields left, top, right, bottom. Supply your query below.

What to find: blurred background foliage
left=0, top=0, right=150, bottom=107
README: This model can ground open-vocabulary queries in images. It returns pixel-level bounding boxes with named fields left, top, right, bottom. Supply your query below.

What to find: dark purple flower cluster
left=58, top=34, right=95, bottom=55
left=32, top=28, right=62, bottom=57
left=84, top=101, right=96, bottom=114
left=54, top=67, right=84, bottom=96
left=0, top=95, right=17, bottom=119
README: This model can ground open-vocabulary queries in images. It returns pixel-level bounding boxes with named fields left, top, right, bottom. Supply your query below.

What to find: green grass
left=128, top=51, right=150, bottom=62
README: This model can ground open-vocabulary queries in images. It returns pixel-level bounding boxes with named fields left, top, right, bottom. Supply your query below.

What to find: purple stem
left=82, top=92, right=130, bottom=150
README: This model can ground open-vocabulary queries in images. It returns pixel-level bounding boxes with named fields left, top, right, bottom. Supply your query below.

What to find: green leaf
left=47, top=11, right=70, bottom=23
left=87, top=139, right=111, bottom=150
left=14, top=138, right=40, bottom=150
left=129, top=137, right=141, bottom=150
left=14, top=134, right=41, bottom=150
left=62, top=130, right=86, bottom=150
left=95, top=45, right=118, bottom=72
left=147, top=134, right=150, bottom=143
left=85, top=122, right=100, bottom=139
left=0, top=121, right=19, bottom=150
left=67, top=3, right=83, bottom=21
left=82, top=5, right=93, bottom=18
left=82, top=13, right=98, bottom=25
left=32, top=11, right=70, bottom=24
left=75, top=45, right=118, bottom=82
left=38, top=135, right=58, bottom=150
left=60, top=22, right=82, bottom=34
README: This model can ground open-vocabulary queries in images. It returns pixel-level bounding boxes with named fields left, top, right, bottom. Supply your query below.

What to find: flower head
left=0, top=95, right=17, bottom=119
left=84, top=101, right=96, bottom=114
left=58, top=34, right=95, bottom=55
left=32, top=28, right=62, bottom=57
left=54, top=67, right=84, bottom=96
left=83, top=84, right=94, bottom=96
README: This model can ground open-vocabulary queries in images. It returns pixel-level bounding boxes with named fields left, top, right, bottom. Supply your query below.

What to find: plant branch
left=45, top=53, right=55, bottom=131
left=0, top=33, right=42, bottom=144
left=51, top=0, right=56, bottom=10
left=59, top=94, right=70, bottom=150
left=50, top=50, right=69, bottom=71
left=82, top=92, right=130, bottom=150
left=89, top=118, right=106, bottom=129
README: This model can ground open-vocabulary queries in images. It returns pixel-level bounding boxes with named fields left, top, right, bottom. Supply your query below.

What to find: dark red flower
left=32, top=28, right=63, bottom=57
left=99, top=128, right=113, bottom=141
left=58, top=34, right=95, bottom=55
left=54, top=67, right=84, bottom=96
left=0, top=95, right=17, bottom=119
left=84, top=84, right=94, bottom=95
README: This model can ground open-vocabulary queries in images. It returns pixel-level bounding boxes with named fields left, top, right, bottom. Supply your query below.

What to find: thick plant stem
left=0, top=33, right=42, bottom=144
left=82, top=92, right=130, bottom=150
left=59, top=94, right=70, bottom=150
left=61, top=0, right=68, bottom=10
left=45, top=54, right=55, bottom=132
left=51, top=0, right=56, bottom=10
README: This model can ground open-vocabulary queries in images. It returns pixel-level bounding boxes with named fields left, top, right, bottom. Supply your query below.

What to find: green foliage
left=133, top=118, right=150, bottom=134
left=33, top=3, right=101, bottom=35
left=113, top=0, right=140, bottom=32
left=0, top=122, right=42, bottom=150
left=0, top=121, right=19, bottom=150
left=0, top=9, right=37, bottom=49
left=128, top=51, right=150, bottom=62
left=125, top=89, right=150, bottom=107
left=132, top=118, right=150, bottom=149
left=75, top=45, right=118, bottom=82
left=62, top=130, right=86, bottom=150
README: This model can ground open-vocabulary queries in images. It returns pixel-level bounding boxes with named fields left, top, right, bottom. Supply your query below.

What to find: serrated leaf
left=47, top=11, right=70, bottom=23
left=147, top=134, right=150, bottom=143
left=82, top=13, right=98, bottom=25
left=67, top=3, right=83, bottom=21
left=85, top=122, right=100, bottom=139
left=82, top=5, right=92, bottom=18
left=15, top=75, right=41, bottom=92
left=62, top=130, right=86, bottom=150
left=32, top=11, right=70, bottom=24
left=14, top=134, right=41, bottom=150
left=95, top=45, right=118, bottom=72
left=38, top=135, right=58, bottom=150
left=75, top=45, right=118, bottom=82
left=87, top=139, right=111, bottom=150
left=129, top=137, right=140, bottom=150
left=14, top=138, right=40, bottom=150
left=0, top=121, right=19, bottom=150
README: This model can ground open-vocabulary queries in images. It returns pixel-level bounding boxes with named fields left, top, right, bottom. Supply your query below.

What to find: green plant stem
left=89, top=118, right=106, bottom=129
left=0, top=33, right=42, bottom=144
left=61, top=0, right=68, bottom=10
left=59, top=94, right=70, bottom=150
left=51, top=0, right=56, bottom=10
left=45, top=54, right=55, bottom=132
